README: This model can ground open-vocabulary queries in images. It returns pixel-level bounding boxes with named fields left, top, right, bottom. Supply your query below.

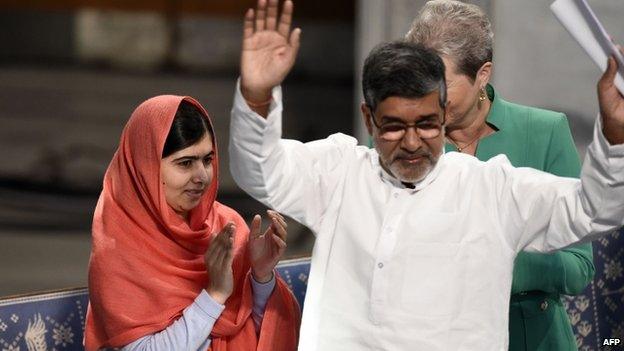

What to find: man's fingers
left=600, top=56, right=618, bottom=91
left=243, top=8, right=254, bottom=39
left=266, top=0, right=278, bottom=30
left=289, top=27, right=302, bottom=52
left=277, top=0, right=293, bottom=37
left=250, top=214, right=262, bottom=239
left=255, top=0, right=267, bottom=32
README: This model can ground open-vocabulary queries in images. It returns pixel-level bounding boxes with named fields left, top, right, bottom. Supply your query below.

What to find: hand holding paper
left=551, top=0, right=624, bottom=95
left=599, top=55, right=624, bottom=145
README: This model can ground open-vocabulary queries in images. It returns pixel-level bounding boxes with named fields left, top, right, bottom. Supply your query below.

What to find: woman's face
left=160, top=133, right=214, bottom=218
left=442, top=56, right=491, bottom=130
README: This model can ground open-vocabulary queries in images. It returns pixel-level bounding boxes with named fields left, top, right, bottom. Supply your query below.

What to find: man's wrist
left=602, top=117, right=624, bottom=145
left=241, top=85, right=273, bottom=105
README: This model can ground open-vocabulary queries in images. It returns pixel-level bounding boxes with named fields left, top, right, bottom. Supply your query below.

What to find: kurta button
left=393, top=192, right=399, bottom=198
left=540, top=300, right=548, bottom=311
left=378, top=262, right=384, bottom=269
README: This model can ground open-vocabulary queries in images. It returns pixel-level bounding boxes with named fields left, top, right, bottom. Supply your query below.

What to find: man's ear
left=361, top=103, right=374, bottom=136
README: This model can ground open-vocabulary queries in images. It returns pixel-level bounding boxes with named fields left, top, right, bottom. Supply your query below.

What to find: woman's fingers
left=216, top=228, right=235, bottom=267
left=268, top=210, right=287, bottom=229
left=272, top=233, right=287, bottom=254
left=224, top=237, right=235, bottom=267
left=208, top=223, right=235, bottom=263
left=270, top=215, right=288, bottom=242
left=250, top=214, right=262, bottom=239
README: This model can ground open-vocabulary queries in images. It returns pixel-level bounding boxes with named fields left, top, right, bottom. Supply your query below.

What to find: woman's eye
left=203, top=157, right=213, bottom=166
left=178, top=160, right=192, bottom=168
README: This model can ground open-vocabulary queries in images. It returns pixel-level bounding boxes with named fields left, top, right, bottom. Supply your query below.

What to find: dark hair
left=362, top=41, right=446, bottom=111
left=162, top=101, right=212, bottom=158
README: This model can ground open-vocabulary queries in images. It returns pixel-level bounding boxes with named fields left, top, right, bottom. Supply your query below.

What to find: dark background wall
left=0, top=0, right=355, bottom=295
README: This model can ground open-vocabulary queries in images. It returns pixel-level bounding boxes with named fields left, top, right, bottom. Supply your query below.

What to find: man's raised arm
left=240, top=0, right=300, bottom=117
left=495, top=54, right=624, bottom=253
left=229, top=0, right=353, bottom=232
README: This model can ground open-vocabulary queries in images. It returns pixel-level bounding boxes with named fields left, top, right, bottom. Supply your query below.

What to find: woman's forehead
left=168, top=134, right=214, bottom=159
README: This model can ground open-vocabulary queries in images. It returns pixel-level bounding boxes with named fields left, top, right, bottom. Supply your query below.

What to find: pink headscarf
left=84, top=95, right=300, bottom=350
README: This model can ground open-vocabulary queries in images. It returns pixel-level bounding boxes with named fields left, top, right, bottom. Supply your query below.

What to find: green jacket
left=445, top=85, right=594, bottom=351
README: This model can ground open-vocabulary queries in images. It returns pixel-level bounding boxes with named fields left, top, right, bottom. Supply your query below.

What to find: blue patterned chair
left=1, top=235, right=623, bottom=351
left=0, top=287, right=89, bottom=351
left=563, top=230, right=624, bottom=351
left=0, top=257, right=311, bottom=351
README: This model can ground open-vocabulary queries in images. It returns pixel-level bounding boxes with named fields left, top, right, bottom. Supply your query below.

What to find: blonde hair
left=405, top=0, right=493, bottom=80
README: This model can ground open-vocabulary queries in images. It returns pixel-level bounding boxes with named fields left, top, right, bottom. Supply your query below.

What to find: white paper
left=551, top=0, right=624, bottom=95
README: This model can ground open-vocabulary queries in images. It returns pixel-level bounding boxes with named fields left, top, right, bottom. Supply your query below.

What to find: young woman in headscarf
left=84, top=95, right=300, bottom=351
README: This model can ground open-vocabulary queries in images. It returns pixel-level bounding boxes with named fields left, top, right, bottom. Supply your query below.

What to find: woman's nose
left=193, top=164, right=210, bottom=184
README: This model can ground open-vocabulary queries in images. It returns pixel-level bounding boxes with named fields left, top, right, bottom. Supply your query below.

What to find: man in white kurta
left=229, top=91, right=623, bottom=350
left=230, top=1, right=624, bottom=350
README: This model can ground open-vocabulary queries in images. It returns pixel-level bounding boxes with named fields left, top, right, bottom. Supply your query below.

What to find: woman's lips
left=184, top=189, right=204, bottom=199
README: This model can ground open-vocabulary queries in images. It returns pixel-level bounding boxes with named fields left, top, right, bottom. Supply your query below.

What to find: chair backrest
left=0, top=287, right=89, bottom=351
left=4, top=251, right=620, bottom=350
left=0, top=257, right=312, bottom=351
left=275, top=256, right=310, bottom=309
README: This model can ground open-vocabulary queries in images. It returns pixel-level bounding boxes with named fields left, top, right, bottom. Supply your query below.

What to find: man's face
left=362, top=92, right=445, bottom=184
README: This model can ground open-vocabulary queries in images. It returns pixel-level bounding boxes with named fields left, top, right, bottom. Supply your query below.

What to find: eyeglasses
left=369, top=110, right=445, bottom=141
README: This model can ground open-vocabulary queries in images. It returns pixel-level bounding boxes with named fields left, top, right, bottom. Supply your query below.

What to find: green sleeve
left=511, top=114, right=595, bottom=295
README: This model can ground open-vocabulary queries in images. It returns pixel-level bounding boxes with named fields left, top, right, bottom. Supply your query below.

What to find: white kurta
left=228, top=84, right=624, bottom=351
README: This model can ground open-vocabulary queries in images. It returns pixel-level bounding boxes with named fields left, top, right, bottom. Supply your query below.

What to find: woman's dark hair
left=162, top=101, right=213, bottom=158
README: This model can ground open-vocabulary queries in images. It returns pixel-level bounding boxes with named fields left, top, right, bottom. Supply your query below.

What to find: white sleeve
left=229, top=79, right=355, bottom=232
left=493, top=116, right=624, bottom=253
left=119, top=290, right=224, bottom=351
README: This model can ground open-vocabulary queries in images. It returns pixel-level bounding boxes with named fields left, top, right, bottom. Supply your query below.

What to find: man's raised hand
left=598, top=49, right=624, bottom=145
left=240, top=0, right=301, bottom=108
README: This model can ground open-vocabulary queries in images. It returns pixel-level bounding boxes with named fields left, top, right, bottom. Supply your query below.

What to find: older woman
left=406, top=1, right=594, bottom=350
left=84, top=96, right=300, bottom=350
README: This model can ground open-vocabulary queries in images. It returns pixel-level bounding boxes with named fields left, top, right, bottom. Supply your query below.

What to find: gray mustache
left=394, top=152, right=432, bottom=161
